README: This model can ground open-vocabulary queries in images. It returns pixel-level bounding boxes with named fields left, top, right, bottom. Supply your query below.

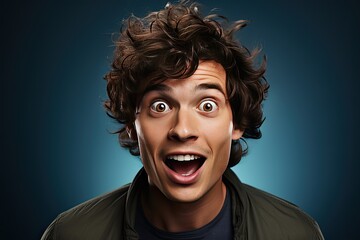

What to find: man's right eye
left=150, top=101, right=171, bottom=113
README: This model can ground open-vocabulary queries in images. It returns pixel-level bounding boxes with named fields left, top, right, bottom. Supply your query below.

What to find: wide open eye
left=150, top=101, right=171, bottom=113
left=198, top=100, right=218, bottom=112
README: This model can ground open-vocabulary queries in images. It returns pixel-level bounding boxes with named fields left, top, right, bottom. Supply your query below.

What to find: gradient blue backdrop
left=3, top=0, right=360, bottom=239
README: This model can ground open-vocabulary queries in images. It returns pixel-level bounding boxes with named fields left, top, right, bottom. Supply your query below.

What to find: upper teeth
left=167, top=155, right=201, bottom=161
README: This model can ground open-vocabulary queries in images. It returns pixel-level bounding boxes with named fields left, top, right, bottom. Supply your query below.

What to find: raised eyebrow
left=195, top=83, right=226, bottom=97
left=143, top=82, right=226, bottom=96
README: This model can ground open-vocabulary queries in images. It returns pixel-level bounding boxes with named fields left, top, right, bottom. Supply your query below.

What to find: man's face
left=134, top=60, right=242, bottom=202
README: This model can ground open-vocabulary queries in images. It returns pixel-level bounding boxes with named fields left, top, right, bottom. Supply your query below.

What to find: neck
left=141, top=178, right=227, bottom=232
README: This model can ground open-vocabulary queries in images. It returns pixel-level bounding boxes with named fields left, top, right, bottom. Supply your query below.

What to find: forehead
left=162, top=60, right=226, bottom=89
left=193, top=60, right=226, bottom=79
left=138, top=61, right=227, bottom=106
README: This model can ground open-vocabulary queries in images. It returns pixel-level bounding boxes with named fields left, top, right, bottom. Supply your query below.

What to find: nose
left=168, top=108, right=198, bottom=142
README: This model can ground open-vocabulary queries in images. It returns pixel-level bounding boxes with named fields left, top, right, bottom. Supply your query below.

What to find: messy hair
left=104, top=1, right=269, bottom=167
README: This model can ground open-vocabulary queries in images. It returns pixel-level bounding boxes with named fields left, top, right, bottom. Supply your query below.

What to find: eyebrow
left=195, top=83, right=226, bottom=96
left=143, top=82, right=226, bottom=96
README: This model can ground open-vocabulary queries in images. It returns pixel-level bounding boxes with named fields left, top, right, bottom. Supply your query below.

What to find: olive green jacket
left=41, top=168, right=324, bottom=240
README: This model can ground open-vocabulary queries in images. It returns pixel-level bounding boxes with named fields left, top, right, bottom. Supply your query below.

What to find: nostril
left=168, top=128, right=198, bottom=142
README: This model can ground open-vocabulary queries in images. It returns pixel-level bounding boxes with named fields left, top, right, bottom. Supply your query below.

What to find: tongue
left=168, top=159, right=202, bottom=176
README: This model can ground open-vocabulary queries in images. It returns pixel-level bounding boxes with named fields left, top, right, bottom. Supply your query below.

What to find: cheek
left=135, top=117, right=169, bottom=158
left=202, top=116, right=234, bottom=159
left=203, top=115, right=234, bottom=141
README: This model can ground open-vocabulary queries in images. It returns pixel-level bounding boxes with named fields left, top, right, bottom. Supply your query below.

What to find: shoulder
left=241, top=183, right=324, bottom=239
left=41, top=184, right=130, bottom=240
left=224, top=169, right=323, bottom=239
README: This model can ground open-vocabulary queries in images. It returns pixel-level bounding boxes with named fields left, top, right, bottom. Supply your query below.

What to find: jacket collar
left=123, top=168, right=147, bottom=239
left=223, top=168, right=248, bottom=240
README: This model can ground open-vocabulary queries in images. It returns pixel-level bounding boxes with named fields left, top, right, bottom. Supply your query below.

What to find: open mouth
left=165, top=154, right=206, bottom=176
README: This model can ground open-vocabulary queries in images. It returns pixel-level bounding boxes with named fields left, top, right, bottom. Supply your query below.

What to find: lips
left=165, top=154, right=206, bottom=177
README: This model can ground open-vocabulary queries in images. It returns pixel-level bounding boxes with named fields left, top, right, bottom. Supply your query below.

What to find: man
left=42, top=1, right=324, bottom=239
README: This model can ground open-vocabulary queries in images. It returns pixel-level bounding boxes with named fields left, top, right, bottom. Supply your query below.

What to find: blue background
left=3, top=0, right=359, bottom=239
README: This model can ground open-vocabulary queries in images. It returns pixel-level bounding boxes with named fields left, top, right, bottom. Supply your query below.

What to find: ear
left=232, top=128, right=243, bottom=140
left=126, top=125, right=138, bottom=140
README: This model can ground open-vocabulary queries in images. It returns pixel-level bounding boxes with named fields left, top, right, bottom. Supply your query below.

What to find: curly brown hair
left=104, top=1, right=269, bottom=167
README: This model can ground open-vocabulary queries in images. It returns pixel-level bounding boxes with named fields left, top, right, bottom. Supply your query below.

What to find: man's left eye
left=198, top=100, right=218, bottom=112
